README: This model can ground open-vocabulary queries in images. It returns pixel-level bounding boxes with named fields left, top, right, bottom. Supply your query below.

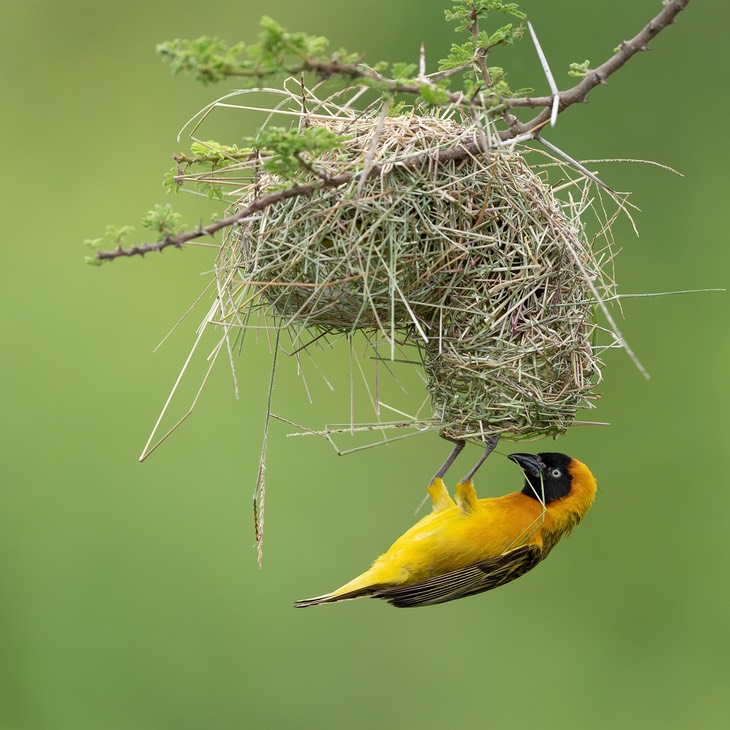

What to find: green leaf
left=257, top=15, right=328, bottom=59
left=158, top=18, right=338, bottom=87
left=568, top=59, right=591, bottom=78
left=445, top=1, right=526, bottom=33
left=388, top=99, right=409, bottom=115
left=157, top=36, right=247, bottom=85
left=141, top=204, right=183, bottom=240
left=250, top=126, right=349, bottom=179
left=163, top=168, right=180, bottom=194
left=105, top=225, right=134, bottom=246
left=83, top=225, right=134, bottom=263
left=189, top=140, right=249, bottom=161
left=391, top=62, right=417, bottom=81
left=419, top=84, right=452, bottom=105
left=438, top=41, right=475, bottom=71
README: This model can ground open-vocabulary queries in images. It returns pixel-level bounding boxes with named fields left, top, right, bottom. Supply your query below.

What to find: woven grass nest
left=216, top=108, right=612, bottom=440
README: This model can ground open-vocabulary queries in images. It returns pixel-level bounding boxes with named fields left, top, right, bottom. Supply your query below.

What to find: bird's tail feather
left=293, top=586, right=375, bottom=608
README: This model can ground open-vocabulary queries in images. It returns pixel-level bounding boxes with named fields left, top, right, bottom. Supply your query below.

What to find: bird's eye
left=550, top=468, right=562, bottom=478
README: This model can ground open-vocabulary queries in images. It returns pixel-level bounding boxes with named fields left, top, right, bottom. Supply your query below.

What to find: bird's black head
left=508, top=452, right=573, bottom=504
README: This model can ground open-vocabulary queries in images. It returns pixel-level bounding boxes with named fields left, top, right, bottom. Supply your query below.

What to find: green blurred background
left=1, top=1, right=728, bottom=728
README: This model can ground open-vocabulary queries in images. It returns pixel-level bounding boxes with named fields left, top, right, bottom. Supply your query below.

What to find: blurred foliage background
left=1, top=1, right=728, bottom=728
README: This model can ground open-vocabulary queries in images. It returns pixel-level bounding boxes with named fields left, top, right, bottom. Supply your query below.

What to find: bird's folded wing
left=371, top=544, right=543, bottom=608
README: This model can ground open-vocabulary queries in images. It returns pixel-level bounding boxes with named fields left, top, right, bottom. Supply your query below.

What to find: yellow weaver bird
left=294, top=450, right=597, bottom=608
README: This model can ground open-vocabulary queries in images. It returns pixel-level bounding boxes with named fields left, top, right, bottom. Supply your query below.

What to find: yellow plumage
left=295, top=453, right=596, bottom=608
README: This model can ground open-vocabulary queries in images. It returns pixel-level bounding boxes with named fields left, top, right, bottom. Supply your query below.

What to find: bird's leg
left=426, top=438, right=465, bottom=511
left=454, top=435, right=499, bottom=514
left=431, top=438, right=465, bottom=482
left=459, top=434, right=500, bottom=485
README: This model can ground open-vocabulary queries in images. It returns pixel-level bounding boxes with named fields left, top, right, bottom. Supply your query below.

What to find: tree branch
left=96, top=141, right=486, bottom=261
left=96, top=174, right=349, bottom=260
left=96, top=0, right=689, bottom=262
left=470, top=3, right=492, bottom=88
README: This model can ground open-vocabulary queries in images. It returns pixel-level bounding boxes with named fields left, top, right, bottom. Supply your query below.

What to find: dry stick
left=356, top=92, right=392, bottom=197
left=96, top=0, right=688, bottom=263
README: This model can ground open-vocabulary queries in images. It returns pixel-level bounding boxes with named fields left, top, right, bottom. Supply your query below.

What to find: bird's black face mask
left=508, top=452, right=573, bottom=504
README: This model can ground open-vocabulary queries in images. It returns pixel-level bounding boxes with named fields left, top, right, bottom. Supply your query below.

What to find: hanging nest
left=212, top=101, right=615, bottom=441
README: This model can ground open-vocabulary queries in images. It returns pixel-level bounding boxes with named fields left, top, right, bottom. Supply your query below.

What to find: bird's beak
left=508, top=452, right=542, bottom=478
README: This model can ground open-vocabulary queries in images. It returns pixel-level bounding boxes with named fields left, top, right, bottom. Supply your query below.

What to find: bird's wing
left=371, top=544, right=543, bottom=608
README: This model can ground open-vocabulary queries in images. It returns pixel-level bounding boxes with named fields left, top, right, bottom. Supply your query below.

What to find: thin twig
left=470, top=3, right=492, bottom=88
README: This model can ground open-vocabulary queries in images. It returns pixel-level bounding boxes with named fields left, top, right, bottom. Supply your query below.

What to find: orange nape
left=294, top=452, right=596, bottom=608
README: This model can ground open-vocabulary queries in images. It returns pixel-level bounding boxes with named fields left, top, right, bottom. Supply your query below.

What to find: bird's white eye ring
left=551, top=468, right=562, bottom=478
